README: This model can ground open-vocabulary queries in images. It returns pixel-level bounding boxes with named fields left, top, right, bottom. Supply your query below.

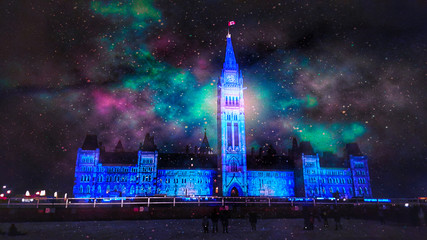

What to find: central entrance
left=230, top=187, right=239, bottom=197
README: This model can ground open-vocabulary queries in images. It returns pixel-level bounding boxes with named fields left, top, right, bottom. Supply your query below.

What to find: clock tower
left=217, top=31, right=248, bottom=196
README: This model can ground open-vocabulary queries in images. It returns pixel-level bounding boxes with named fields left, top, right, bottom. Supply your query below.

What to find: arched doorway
left=230, top=187, right=239, bottom=197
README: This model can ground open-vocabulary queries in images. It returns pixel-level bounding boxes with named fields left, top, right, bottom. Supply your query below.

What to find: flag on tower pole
left=228, top=21, right=235, bottom=26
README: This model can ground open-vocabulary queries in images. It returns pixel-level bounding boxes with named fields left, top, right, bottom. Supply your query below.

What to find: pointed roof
left=299, top=141, right=315, bottom=155
left=345, top=143, right=362, bottom=156
left=114, top=140, right=124, bottom=152
left=200, top=129, right=210, bottom=150
left=223, top=33, right=238, bottom=70
left=141, top=133, right=157, bottom=151
left=81, top=134, right=99, bottom=150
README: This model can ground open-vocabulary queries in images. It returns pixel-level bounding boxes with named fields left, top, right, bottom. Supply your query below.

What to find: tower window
left=234, top=123, right=239, bottom=147
left=227, top=123, right=232, bottom=147
left=231, top=161, right=237, bottom=172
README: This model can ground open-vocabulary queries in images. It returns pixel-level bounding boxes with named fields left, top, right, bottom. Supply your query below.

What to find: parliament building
left=73, top=32, right=372, bottom=199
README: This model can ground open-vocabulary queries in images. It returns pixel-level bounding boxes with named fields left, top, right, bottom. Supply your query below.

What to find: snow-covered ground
left=0, top=218, right=425, bottom=240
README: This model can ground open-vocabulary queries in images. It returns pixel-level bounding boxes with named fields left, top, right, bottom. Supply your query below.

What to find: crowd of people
left=303, top=206, right=343, bottom=231
left=201, top=204, right=426, bottom=233
left=202, top=207, right=235, bottom=233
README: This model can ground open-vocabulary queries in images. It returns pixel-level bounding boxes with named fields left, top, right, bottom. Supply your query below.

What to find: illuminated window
left=231, top=161, right=237, bottom=172
left=234, top=123, right=239, bottom=147
left=227, top=123, right=232, bottom=147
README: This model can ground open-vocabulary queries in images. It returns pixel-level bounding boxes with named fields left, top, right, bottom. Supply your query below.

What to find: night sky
left=0, top=0, right=426, bottom=197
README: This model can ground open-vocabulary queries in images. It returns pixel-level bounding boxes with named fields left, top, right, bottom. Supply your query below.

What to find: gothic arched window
left=230, top=160, right=237, bottom=172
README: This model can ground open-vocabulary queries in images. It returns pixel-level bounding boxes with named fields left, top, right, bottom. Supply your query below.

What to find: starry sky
left=0, top=0, right=425, bottom=197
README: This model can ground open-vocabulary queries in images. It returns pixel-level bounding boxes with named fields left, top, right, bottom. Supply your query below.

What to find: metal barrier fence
left=0, top=197, right=425, bottom=209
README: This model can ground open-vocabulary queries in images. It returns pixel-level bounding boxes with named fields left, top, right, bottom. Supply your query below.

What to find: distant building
left=73, top=32, right=372, bottom=199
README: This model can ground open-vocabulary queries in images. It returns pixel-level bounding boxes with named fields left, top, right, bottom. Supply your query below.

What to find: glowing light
left=40, top=190, right=46, bottom=196
left=248, top=171, right=295, bottom=197
left=25, top=191, right=30, bottom=197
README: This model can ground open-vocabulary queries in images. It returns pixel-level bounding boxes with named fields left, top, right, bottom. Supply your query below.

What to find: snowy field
left=0, top=218, right=425, bottom=240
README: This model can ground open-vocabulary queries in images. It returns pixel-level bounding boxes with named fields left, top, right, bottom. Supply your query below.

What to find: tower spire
left=224, top=31, right=238, bottom=70
left=200, top=128, right=211, bottom=154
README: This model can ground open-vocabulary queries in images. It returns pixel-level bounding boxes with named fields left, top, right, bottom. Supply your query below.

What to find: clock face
left=227, top=75, right=236, bottom=82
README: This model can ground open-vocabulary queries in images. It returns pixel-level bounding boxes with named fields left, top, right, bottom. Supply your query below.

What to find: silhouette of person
left=8, top=224, right=19, bottom=236
left=249, top=212, right=258, bottom=231
left=418, top=207, right=425, bottom=226
left=321, top=207, right=329, bottom=228
left=211, top=210, right=219, bottom=233
left=220, top=210, right=229, bottom=233
left=303, top=207, right=310, bottom=230
left=378, top=206, right=385, bottom=225
left=202, top=216, right=209, bottom=233
left=333, top=207, right=342, bottom=230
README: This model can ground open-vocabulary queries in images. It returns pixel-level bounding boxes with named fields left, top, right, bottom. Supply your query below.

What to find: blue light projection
left=157, top=169, right=216, bottom=196
left=217, top=32, right=248, bottom=197
left=247, top=171, right=295, bottom=197
left=300, top=153, right=372, bottom=198
left=72, top=32, right=372, bottom=199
